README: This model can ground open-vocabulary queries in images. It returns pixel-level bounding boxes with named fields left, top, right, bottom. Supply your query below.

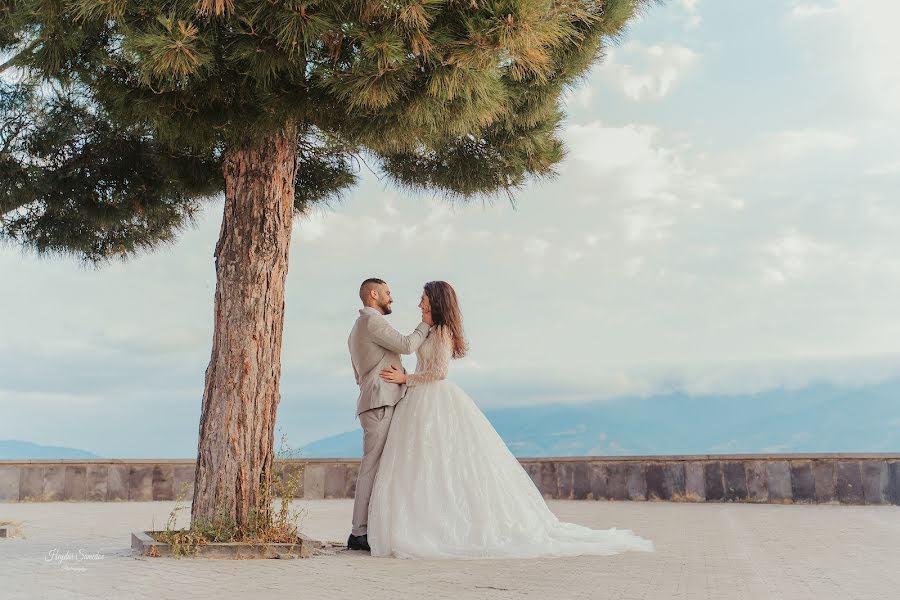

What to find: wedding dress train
left=367, top=328, right=654, bottom=559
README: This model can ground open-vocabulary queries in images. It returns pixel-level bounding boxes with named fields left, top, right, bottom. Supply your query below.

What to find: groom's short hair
left=359, top=278, right=387, bottom=303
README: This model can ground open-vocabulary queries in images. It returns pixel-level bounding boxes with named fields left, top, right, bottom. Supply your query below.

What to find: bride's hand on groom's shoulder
left=379, top=365, right=407, bottom=384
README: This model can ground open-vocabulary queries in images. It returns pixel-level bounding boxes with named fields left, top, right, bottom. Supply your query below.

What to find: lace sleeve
left=407, top=330, right=452, bottom=386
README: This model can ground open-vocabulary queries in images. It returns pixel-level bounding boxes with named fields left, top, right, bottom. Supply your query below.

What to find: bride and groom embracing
left=346, top=278, right=653, bottom=559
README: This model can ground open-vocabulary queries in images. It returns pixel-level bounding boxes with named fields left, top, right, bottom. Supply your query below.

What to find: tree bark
left=191, top=124, right=298, bottom=534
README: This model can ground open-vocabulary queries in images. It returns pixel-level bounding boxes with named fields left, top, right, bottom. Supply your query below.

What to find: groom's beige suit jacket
left=348, top=307, right=431, bottom=416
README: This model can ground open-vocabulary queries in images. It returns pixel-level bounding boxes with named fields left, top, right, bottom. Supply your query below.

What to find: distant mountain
left=298, top=379, right=900, bottom=458
left=0, top=439, right=100, bottom=459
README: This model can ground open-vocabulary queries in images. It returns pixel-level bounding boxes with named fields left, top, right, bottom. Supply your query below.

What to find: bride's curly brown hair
left=423, top=281, right=468, bottom=359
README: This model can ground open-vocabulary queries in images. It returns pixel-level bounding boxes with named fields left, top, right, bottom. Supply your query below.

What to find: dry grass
left=150, top=430, right=306, bottom=557
left=0, top=519, right=25, bottom=538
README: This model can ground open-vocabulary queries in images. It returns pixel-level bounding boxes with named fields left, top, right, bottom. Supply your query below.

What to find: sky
left=2, top=0, right=900, bottom=457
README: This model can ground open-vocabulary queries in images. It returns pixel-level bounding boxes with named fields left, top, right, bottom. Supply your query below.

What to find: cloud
left=786, top=0, right=900, bottom=114
left=758, top=229, right=835, bottom=285
left=788, top=2, right=841, bottom=18
left=865, top=160, right=900, bottom=176
left=4, top=0, right=900, bottom=456
left=587, top=41, right=700, bottom=102
left=677, top=0, right=702, bottom=29
left=762, top=129, right=857, bottom=159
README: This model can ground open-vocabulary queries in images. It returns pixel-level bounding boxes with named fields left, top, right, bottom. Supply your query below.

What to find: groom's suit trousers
left=352, top=403, right=395, bottom=536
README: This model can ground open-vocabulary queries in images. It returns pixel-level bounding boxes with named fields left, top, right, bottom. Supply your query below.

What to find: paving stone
left=704, top=462, right=724, bottom=501
left=0, top=466, right=20, bottom=502
left=789, top=462, right=815, bottom=504
left=835, top=461, right=864, bottom=504
left=811, top=461, right=836, bottom=504
left=684, top=462, right=705, bottom=501
left=3, top=498, right=900, bottom=600
left=128, top=466, right=153, bottom=502
left=573, top=463, right=590, bottom=500
left=766, top=461, right=792, bottom=503
left=63, top=465, right=87, bottom=501
left=42, top=466, right=65, bottom=501
left=625, top=463, right=646, bottom=501
left=589, top=463, right=609, bottom=500
left=151, top=465, right=174, bottom=501
left=746, top=461, right=768, bottom=503
left=861, top=462, right=888, bottom=504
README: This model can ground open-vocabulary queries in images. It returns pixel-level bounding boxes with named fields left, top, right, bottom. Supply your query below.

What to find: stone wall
left=1, top=455, right=898, bottom=505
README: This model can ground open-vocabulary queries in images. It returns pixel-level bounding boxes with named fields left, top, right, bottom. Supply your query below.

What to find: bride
left=369, top=280, right=653, bottom=559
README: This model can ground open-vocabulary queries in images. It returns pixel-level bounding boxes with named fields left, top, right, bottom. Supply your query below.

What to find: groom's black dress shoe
left=347, top=533, right=370, bottom=552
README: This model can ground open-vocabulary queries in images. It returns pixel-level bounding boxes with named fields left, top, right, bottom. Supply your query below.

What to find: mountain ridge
left=297, top=379, right=900, bottom=458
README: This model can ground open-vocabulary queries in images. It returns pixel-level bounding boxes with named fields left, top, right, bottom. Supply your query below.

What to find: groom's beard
left=379, top=302, right=392, bottom=315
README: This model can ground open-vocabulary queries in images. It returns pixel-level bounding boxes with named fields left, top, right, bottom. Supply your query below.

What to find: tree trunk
left=191, top=124, right=298, bottom=534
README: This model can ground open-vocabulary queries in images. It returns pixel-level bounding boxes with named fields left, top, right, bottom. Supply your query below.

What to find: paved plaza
left=1, top=499, right=897, bottom=599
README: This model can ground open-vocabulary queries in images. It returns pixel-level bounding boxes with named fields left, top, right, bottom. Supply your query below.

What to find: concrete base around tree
left=130, top=530, right=319, bottom=559
left=0, top=499, right=897, bottom=599
left=2, top=454, right=899, bottom=505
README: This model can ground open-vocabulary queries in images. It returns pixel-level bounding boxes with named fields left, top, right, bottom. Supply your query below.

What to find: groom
left=346, top=278, right=431, bottom=552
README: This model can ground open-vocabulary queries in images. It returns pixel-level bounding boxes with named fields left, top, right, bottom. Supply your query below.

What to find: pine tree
left=1, top=0, right=652, bottom=536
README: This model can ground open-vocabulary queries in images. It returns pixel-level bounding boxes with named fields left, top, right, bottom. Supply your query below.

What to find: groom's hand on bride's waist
left=379, top=365, right=407, bottom=384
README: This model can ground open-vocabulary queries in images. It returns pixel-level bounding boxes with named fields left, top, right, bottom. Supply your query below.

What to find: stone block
left=684, top=462, right=705, bottom=501
left=303, top=464, right=325, bottom=500
left=539, top=462, right=559, bottom=499
left=0, top=466, right=20, bottom=502
left=324, top=464, right=350, bottom=499
left=557, top=463, right=575, bottom=500
left=746, top=461, right=768, bottom=503
left=835, top=461, right=864, bottom=504
left=862, top=461, right=888, bottom=505
left=151, top=465, right=174, bottom=501
left=573, top=463, right=590, bottom=500
left=606, top=463, right=628, bottom=501
left=275, top=463, right=304, bottom=499
left=589, top=463, right=609, bottom=500
left=888, top=462, right=900, bottom=505
left=172, top=465, right=195, bottom=500
left=645, top=464, right=666, bottom=500
left=344, top=463, right=358, bottom=498
left=63, top=465, right=87, bottom=501
left=523, top=463, right=541, bottom=490
left=128, top=466, right=153, bottom=501
left=107, top=464, right=130, bottom=501
left=790, top=462, right=815, bottom=504
left=666, top=463, right=686, bottom=500
left=42, top=466, right=66, bottom=501
left=811, top=461, right=836, bottom=504
left=704, top=462, right=724, bottom=501
left=626, top=463, right=646, bottom=500
left=86, top=465, right=108, bottom=501
left=766, top=461, right=792, bottom=503
left=723, top=462, right=748, bottom=502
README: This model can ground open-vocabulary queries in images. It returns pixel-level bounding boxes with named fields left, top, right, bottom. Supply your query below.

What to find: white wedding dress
left=367, top=327, right=654, bottom=559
